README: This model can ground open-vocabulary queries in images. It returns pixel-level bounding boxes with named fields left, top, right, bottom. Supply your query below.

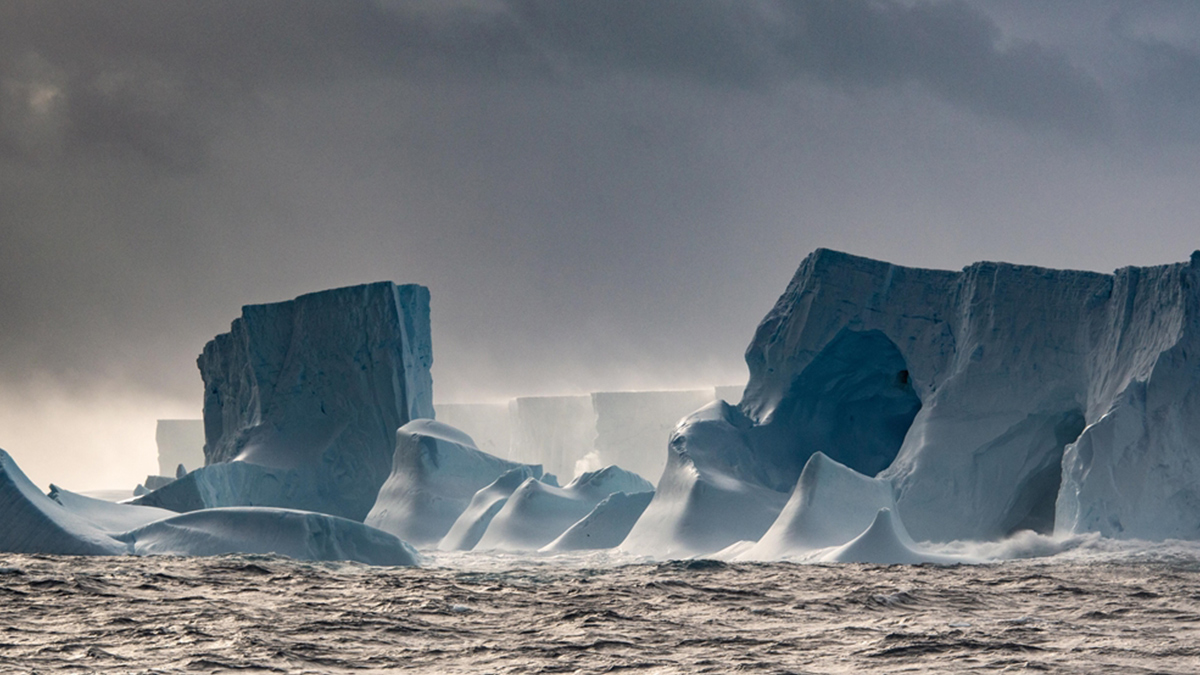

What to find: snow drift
left=542, top=489, right=654, bottom=552
left=738, top=452, right=900, bottom=560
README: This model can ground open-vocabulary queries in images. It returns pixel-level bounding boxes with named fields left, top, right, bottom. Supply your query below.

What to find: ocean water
left=3, top=545, right=1200, bottom=673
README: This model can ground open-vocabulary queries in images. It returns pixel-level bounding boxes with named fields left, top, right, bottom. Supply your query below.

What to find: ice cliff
left=137, top=282, right=433, bottom=521
left=627, top=249, right=1200, bottom=555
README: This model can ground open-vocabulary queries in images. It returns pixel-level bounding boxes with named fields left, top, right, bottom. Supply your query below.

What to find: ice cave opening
left=754, top=328, right=922, bottom=480
left=999, top=409, right=1086, bottom=536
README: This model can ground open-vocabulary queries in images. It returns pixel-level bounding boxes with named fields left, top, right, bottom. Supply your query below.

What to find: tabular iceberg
left=135, top=282, right=434, bottom=521
left=628, top=249, right=1200, bottom=556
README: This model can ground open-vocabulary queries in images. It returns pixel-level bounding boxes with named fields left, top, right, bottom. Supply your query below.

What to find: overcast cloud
left=2, top=0, right=1200, bottom=489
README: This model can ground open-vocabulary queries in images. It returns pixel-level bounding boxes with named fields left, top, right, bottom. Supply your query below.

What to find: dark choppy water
left=3, top=548, right=1200, bottom=673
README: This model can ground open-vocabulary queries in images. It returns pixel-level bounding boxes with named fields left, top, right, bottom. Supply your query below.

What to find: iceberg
left=155, top=419, right=204, bottom=477
left=622, top=401, right=790, bottom=558
left=120, top=507, right=418, bottom=566
left=365, top=419, right=540, bottom=547
left=819, top=508, right=965, bottom=565
left=1, top=449, right=417, bottom=565
left=135, top=282, right=434, bottom=521
left=0, top=449, right=128, bottom=556
left=476, top=466, right=653, bottom=551
left=541, top=489, right=654, bottom=552
left=48, top=485, right=175, bottom=532
left=591, top=389, right=717, bottom=483
left=509, top=395, right=597, bottom=481
left=438, top=466, right=546, bottom=551
left=628, top=249, right=1200, bottom=556
left=738, top=452, right=899, bottom=560
left=743, top=249, right=1200, bottom=542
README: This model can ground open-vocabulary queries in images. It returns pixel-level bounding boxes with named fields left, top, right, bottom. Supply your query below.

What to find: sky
left=2, top=0, right=1200, bottom=491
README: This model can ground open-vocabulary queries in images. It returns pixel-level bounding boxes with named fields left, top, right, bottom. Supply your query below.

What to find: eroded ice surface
left=739, top=452, right=900, bottom=560
left=438, top=466, right=546, bottom=552
left=1, top=450, right=416, bottom=566
left=477, top=466, right=652, bottom=551
left=366, top=420, right=539, bottom=547
left=541, top=489, right=654, bottom=552
left=631, top=249, right=1200, bottom=557
left=148, top=282, right=435, bottom=521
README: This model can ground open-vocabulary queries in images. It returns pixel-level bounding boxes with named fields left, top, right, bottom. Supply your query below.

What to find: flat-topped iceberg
left=134, top=282, right=434, bottom=521
left=628, top=249, right=1200, bottom=557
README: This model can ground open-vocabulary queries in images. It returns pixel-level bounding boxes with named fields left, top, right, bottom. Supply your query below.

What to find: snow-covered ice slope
left=365, top=420, right=539, bottom=547
left=120, top=507, right=418, bottom=566
left=542, top=490, right=654, bottom=552
left=741, top=249, right=1200, bottom=542
left=1, top=450, right=417, bottom=565
left=819, top=508, right=966, bottom=565
left=738, top=452, right=899, bottom=560
left=622, top=402, right=789, bottom=557
left=439, top=466, right=545, bottom=551
left=48, top=485, right=175, bottom=532
left=140, top=282, right=434, bottom=521
left=476, top=466, right=653, bottom=551
left=0, top=449, right=127, bottom=555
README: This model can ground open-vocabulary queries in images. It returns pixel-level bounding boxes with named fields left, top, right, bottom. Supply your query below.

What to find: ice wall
left=155, top=419, right=205, bottom=475
left=168, top=282, right=433, bottom=521
left=509, top=396, right=596, bottom=480
left=590, top=390, right=715, bottom=482
left=742, top=249, right=1200, bottom=542
left=434, top=403, right=512, bottom=459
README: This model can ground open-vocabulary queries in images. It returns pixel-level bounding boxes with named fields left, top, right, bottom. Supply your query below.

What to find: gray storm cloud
left=1, top=0, right=1200, bottom=489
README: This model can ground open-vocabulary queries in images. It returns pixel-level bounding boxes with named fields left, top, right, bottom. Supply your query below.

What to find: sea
left=3, top=543, right=1200, bottom=673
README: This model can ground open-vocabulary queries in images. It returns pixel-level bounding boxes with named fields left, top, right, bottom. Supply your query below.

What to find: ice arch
left=752, top=328, right=921, bottom=479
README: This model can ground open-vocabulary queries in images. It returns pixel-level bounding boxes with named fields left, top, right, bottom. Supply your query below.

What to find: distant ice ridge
left=134, top=282, right=434, bottom=521
left=155, top=419, right=204, bottom=477
left=437, top=388, right=742, bottom=484
left=627, top=249, right=1200, bottom=558
left=0, top=450, right=417, bottom=565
